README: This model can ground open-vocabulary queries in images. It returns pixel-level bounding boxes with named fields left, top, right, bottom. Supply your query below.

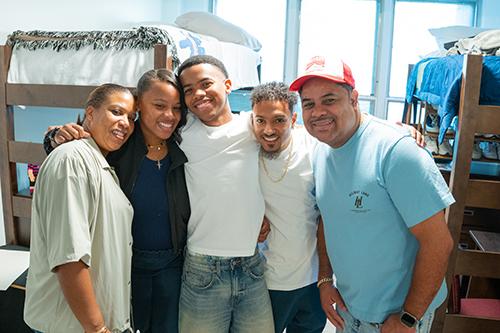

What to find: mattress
left=7, top=25, right=261, bottom=90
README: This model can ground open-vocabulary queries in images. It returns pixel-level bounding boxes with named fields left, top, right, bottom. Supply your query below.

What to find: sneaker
left=472, top=141, right=482, bottom=160
left=438, top=139, right=453, bottom=156
left=481, top=142, right=498, bottom=160
left=425, top=113, right=439, bottom=134
left=424, top=135, right=439, bottom=155
left=444, top=126, right=455, bottom=135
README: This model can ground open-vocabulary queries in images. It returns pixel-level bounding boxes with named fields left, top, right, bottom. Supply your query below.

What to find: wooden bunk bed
left=429, top=54, right=500, bottom=333
left=0, top=43, right=172, bottom=246
left=1, top=25, right=262, bottom=247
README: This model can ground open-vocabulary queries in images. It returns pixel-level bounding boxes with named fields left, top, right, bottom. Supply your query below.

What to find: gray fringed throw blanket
left=6, top=26, right=180, bottom=68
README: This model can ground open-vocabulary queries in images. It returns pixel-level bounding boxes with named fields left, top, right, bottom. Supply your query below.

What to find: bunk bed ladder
left=432, top=54, right=500, bottom=333
left=0, top=45, right=17, bottom=244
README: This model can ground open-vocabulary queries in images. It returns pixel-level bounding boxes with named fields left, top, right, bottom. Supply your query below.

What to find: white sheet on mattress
left=7, top=25, right=261, bottom=90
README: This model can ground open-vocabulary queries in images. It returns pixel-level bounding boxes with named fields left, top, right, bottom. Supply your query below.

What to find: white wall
left=1, top=0, right=164, bottom=43
left=0, top=185, right=4, bottom=245
left=480, top=0, right=500, bottom=28
left=0, top=0, right=167, bottom=245
left=160, top=0, right=211, bottom=24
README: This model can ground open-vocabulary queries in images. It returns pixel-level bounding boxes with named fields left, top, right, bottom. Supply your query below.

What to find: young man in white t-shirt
left=251, top=81, right=326, bottom=333
left=176, top=55, right=274, bottom=333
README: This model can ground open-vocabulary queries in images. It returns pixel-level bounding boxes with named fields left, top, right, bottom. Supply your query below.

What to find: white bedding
left=7, top=25, right=261, bottom=90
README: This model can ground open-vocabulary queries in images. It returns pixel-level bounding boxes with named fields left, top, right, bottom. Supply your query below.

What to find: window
left=215, top=0, right=287, bottom=83
left=390, top=1, right=475, bottom=98
left=298, top=0, right=377, bottom=97
left=214, top=0, right=478, bottom=121
left=386, top=0, right=476, bottom=121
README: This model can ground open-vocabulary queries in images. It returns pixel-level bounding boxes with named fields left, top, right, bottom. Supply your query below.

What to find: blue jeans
left=179, top=250, right=274, bottom=333
left=337, top=308, right=435, bottom=333
left=131, top=248, right=182, bottom=333
left=269, top=282, right=326, bottom=333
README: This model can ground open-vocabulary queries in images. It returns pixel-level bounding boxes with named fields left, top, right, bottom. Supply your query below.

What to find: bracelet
left=95, top=326, right=109, bottom=333
left=317, top=277, right=334, bottom=288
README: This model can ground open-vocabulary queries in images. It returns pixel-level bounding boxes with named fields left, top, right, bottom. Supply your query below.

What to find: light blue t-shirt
left=312, top=114, right=455, bottom=323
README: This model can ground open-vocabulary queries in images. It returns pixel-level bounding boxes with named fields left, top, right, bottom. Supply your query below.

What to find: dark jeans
left=131, top=248, right=183, bottom=333
left=269, top=282, right=326, bottom=333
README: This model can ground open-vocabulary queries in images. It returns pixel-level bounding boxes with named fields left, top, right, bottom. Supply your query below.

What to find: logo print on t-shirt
left=354, top=196, right=363, bottom=208
left=349, top=190, right=370, bottom=213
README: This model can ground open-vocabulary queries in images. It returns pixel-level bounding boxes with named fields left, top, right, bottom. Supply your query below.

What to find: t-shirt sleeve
left=42, top=154, right=94, bottom=271
left=382, top=137, right=455, bottom=228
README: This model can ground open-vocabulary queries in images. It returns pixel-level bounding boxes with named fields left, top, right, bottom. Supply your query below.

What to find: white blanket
left=7, top=25, right=261, bottom=90
left=447, top=29, right=500, bottom=56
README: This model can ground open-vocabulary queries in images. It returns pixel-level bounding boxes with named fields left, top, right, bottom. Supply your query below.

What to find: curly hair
left=251, top=81, right=298, bottom=114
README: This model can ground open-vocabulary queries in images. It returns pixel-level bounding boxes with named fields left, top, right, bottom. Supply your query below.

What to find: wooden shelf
left=432, top=154, right=453, bottom=161
left=475, top=157, right=500, bottom=163
left=475, top=136, right=500, bottom=143
left=432, top=155, right=500, bottom=164
left=425, top=131, right=500, bottom=143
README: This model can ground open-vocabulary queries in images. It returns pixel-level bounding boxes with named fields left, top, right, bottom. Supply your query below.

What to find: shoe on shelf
left=444, top=126, right=455, bottom=135
left=424, top=135, right=439, bottom=155
left=481, top=142, right=498, bottom=160
left=438, top=139, right=453, bottom=157
left=472, top=141, right=482, bottom=160
left=477, top=133, right=500, bottom=139
left=425, top=113, right=440, bottom=134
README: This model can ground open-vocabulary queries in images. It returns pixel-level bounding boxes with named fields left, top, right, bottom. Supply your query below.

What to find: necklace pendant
left=156, top=160, right=162, bottom=170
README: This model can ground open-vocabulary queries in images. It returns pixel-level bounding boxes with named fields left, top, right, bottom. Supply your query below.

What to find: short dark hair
left=176, top=55, right=229, bottom=79
left=136, top=69, right=187, bottom=143
left=251, top=81, right=298, bottom=114
left=84, top=83, right=131, bottom=110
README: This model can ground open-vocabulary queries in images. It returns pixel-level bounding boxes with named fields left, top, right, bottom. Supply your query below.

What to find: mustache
left=310, top=115, right=333, bottom=122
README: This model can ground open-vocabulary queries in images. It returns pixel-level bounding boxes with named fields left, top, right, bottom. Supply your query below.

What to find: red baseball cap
left=289, top=56, right=355, bottom=91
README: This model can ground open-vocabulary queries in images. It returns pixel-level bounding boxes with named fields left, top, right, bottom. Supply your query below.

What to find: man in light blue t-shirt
left=289, top=56, right=455, bottom=333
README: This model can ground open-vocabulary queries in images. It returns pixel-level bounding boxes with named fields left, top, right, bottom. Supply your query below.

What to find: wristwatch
left=43, top=127, right=59, bottom=154
left=399, top=310, right=419, bottom=328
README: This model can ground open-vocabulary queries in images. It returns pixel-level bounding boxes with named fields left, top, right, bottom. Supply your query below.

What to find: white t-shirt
left=259, top=128, right=320, bottom=291
left=180, top=112, right=265, bottom=257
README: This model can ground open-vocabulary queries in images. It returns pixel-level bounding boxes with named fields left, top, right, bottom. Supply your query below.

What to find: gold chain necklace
left=146, top=141, right=166, bottom=151
left=260, top=137, right=294, bottom=183
left=146, top=141, right=166, bottom=170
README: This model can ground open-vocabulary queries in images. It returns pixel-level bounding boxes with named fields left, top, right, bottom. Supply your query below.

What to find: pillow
left=429, top=25, right=489, bottom=50
left=175, top=11, right=262, bottom=51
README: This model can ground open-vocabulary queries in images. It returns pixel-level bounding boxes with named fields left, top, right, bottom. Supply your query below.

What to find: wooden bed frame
left=0, top=43, right=171, bottom=247
left=429, top=54, right=500, bottom=333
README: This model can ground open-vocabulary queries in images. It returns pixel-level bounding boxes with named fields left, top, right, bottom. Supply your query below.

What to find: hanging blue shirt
left=131, top=155, right=172, bottom=250
left=312, top=115, right=455, bottom=323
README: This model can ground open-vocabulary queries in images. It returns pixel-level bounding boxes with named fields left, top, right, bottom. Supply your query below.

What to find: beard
left=260, top=146, right=280, bottom=160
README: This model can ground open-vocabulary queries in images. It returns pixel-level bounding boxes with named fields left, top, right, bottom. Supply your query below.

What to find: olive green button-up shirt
left=24, top=138, right=133, bottom=333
